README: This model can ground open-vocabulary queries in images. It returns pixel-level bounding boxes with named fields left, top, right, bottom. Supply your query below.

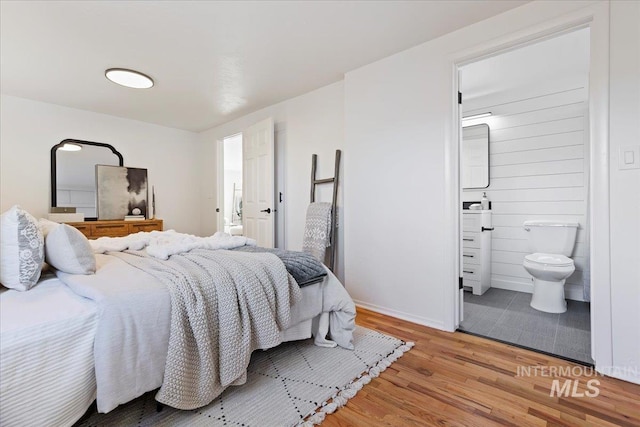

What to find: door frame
left=444, top=2, right=612, bottom=371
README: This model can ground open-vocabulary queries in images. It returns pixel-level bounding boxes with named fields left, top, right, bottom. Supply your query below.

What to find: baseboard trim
left=565, top=284, right=586, bottom=302
left=491, top=278, right=533, bottom=294
left=353, top=300, right=445, bottom=331
left=491, top=278, right=586, bottom=302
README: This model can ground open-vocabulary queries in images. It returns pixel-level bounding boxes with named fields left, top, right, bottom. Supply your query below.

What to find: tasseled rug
left=75, top=326, right=413, bottom=427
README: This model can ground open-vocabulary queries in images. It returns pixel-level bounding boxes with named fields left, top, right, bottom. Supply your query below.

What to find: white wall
left=198, top=82, right=345, bottom=281
left=0, top=95, right=201, bottom=234
left=462, top=78, right=590, bottom=301
left=343, top=1, right=600, bottom=329
left=344, top=0, right=639, bottom=383
left=609, top=0, right=640, bottom=384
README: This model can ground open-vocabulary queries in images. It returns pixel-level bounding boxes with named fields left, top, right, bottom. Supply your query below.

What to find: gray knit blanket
left=230, top=246, right=327, bottom=287
left=302, top=202, right=332, bottom=262
left=108, top=248, right=301, bottom=410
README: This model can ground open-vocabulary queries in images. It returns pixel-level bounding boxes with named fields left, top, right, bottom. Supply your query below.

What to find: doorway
left=218, top=133, right=244, bottom=236
left=457, top=28, right=593, bottom=364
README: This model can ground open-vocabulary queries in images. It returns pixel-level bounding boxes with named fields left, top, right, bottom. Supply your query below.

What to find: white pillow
left=0, top=205, right=45, bottom=291
left=39, top=219, right=96, bottom=275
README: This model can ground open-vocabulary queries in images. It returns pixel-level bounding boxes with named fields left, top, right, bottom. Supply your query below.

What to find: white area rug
left=77, top=326, right=413, bottom=427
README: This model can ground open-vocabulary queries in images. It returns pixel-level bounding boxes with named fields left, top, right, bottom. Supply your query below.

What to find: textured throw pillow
left=0, top=205, right=45, bottom=291
left=39, top=219, right=96, bottom=275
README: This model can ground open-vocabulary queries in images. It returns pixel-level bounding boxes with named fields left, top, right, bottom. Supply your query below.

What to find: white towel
left=302, top=202, right=332, bottom=263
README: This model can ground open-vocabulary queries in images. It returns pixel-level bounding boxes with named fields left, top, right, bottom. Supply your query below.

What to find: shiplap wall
left=462, top=78, right=589, bottom=301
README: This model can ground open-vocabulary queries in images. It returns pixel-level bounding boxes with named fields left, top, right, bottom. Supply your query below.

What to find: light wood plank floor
left=324, top=307, right=640, bottom=427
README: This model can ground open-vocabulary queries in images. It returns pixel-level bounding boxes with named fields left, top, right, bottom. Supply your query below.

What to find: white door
left=243, top=118, right=275, bottom=247
left=457, top=70, right=464, bottom=326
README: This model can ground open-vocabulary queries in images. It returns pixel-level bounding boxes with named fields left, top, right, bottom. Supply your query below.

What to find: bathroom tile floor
left=459, top=288, right=593, bottom=364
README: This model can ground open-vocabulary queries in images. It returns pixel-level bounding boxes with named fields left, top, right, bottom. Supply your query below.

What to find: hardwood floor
left=323, top=307, right=640, bottom=427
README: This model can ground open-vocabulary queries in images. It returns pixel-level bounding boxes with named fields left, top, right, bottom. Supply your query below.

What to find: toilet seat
left=524, top=253, right=573, bottom=267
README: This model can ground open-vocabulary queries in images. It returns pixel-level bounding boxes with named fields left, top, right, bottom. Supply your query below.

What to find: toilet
left=522, top=220, right=579, bottom=313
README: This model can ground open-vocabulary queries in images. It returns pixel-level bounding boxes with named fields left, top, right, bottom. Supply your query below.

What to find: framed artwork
left=96, top=165, right=148, bottom=220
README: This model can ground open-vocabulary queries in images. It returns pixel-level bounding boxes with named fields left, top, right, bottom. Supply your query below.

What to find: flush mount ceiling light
left=59, top=142, right=82, bottom=152
left=105, top=68, right=154, bottom=89
left=462, top=112, right=492, bottom=121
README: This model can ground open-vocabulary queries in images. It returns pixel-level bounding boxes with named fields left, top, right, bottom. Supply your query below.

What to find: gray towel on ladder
left=302, top=202, right=332, bottom=263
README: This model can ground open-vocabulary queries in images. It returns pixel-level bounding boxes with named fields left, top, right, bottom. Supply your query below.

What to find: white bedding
left=0, top=229, right=356, bottom=423
left=57, top=253, right=355, bottom=414
left=0, top=276, right=98, bottom=427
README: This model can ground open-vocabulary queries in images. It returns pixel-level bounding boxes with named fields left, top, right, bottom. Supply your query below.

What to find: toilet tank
left=523, top=220, right=579, bottom=256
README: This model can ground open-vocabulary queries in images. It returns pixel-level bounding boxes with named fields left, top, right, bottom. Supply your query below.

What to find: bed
left=0, top=276, right=98, bottom=427
left=0, top=224, right=356, bottom=426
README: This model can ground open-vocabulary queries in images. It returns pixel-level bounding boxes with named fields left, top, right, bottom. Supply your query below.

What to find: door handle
left=260, top=208, right=271, bottom=214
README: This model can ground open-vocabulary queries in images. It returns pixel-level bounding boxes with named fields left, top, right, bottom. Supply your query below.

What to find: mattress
left=0, top=276, right=98, bottom=427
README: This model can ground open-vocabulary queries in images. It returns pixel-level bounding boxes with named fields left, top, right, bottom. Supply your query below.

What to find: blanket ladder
left=310, top=149, right=341, bottom=272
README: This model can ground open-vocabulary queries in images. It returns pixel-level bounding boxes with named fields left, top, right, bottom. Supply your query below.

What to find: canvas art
left=96, top=165, right=148, bottom=220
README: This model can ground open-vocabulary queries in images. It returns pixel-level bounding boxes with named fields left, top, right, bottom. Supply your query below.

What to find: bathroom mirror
left=51, top=139, right=123, bottom=220
left=462, top=123, right=490, bottom=189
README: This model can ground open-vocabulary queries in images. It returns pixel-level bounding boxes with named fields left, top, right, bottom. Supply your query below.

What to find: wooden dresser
left=67, top=219, right=163, bottom=239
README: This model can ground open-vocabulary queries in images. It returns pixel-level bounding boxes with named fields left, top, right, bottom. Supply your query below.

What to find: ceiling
left=1, top=1, right=527, bottom=132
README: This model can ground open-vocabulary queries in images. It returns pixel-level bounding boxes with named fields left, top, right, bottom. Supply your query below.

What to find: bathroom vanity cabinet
left=462, top=210, right=492, bottom=295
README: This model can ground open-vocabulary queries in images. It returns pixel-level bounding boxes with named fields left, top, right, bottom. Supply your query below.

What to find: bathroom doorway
left=217, top=133, right=244, bottom=236
left=457, top=28, right=593, bottom=364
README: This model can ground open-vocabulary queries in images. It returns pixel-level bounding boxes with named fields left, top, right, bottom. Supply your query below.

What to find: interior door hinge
left=459, top=277, right=464, bottom=290
left=458, top=91, right=462, bottom=105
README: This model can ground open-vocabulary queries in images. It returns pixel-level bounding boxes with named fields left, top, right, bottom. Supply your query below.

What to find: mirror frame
left=51, top=139, right=124, bottom=219
left=461, top=123, right=490, bottom=189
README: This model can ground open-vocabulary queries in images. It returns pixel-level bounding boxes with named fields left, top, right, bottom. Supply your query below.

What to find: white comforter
left=57, top=246, right=355, bottom=413
left=89, top=229, right=256, bottom=260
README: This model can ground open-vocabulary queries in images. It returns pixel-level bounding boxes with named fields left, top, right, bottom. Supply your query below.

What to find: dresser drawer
left=463, top=277, right=481, bottom=290
left=462, top=232, right=480, bottom=249
left=90, top=223, right=130, bottom=237
left=462, top=265, right=480, bottom=281
left=463, top=215, right=481, bottom=232
left=129, top=221, right=163, bottom=234
left=462, top=247, right=481, bottom=265
left=70, top=223, right=92, bottom=238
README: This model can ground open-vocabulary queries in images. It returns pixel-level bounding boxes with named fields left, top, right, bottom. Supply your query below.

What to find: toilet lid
left=525, top=253, right=573, bottom=267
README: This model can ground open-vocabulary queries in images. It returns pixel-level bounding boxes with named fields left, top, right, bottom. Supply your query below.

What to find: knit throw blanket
left=231, top=246, right=327, bottom=287
left=302, top=202, right=332, bottom=262
left=109, top=249, right=301, bottom=410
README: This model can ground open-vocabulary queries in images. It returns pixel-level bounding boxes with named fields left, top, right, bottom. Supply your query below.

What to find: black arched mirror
left=51, top=139, right=123, bottom=220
